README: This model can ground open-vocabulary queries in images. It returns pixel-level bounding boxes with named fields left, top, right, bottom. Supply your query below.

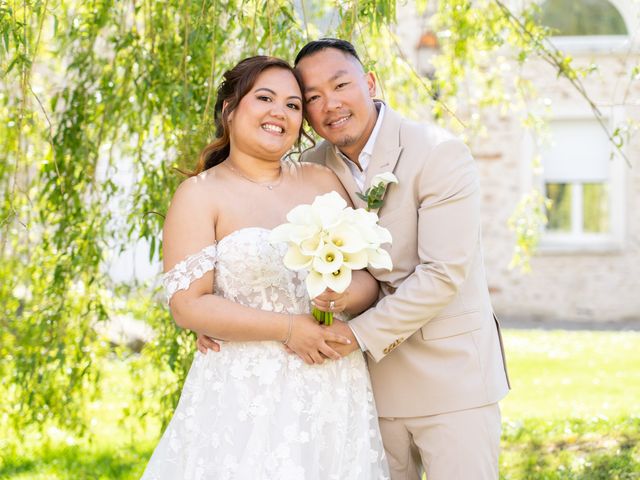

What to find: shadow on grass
left=0, top=443, right=153, bottom=480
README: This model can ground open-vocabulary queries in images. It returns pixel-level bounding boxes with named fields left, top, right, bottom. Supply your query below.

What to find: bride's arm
left=164, top=174, right=351, bottom=364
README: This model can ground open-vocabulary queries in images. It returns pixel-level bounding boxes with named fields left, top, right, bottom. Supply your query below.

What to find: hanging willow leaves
left=0, top=0, right=634, bottom=437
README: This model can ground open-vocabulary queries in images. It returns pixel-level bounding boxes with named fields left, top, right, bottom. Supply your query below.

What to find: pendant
left=267, top=185, right=273, bottom=190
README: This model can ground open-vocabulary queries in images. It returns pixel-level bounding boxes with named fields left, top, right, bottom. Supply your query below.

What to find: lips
left=261, top=123, right=284, bottom=134
left=326, top=114, right=351, bottom=128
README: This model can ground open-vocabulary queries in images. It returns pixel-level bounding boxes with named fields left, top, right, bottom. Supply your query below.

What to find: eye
left=336, top=82, right=349, bottom=89
left=257, top=95, right=272, bottom=102
left=287, top=102, right=301, bottom=110
left=305, top=95, right=320, bottom=104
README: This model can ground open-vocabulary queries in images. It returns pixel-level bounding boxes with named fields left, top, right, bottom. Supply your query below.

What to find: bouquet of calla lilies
left=269, top=191, right=393, bottom=325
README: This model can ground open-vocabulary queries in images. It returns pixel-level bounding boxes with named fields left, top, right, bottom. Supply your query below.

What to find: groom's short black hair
left=294, top=38, right=362, bottom=66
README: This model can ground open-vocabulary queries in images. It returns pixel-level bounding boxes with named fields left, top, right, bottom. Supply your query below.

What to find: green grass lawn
left=1, top=329, right=639, bottom=479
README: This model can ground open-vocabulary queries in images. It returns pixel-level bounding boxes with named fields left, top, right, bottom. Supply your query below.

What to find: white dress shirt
left=334, top=103, right=386, bottom=192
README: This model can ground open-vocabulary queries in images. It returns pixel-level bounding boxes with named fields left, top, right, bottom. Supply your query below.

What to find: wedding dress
left=141, top=227, right=389, bottom=480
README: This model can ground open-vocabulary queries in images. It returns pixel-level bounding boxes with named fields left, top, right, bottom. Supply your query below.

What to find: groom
left=294, top=39, right=510, bottom=480
left=198, top=39, right=510, bottom=479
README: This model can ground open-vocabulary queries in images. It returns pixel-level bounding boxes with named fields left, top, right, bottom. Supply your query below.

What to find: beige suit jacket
left=302, top=105, right=510, bottom=418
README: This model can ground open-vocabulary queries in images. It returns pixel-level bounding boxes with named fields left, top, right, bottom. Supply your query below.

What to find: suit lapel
left=323, top=146, right=367, bottom=209
left=364, top=105, right=403, bottom=213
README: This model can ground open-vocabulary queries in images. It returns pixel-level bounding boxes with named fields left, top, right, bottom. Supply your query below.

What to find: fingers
left=197, top=335, right=221, bottom=353
left=311, top=296, right=346, bottom=313
left=196, top=335, right=207, bottom=354
left=319, top=342, right=342, bottom=360
left=309, top=351, right=325, bottom=364
left=325, top=333, right=352, bottom=345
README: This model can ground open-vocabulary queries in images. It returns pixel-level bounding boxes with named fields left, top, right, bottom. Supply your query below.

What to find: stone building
left=398, top=0, right=640, bottom=324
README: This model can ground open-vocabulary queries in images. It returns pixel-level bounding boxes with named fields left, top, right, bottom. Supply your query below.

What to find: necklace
left=224, top=161, right=283, bottom=190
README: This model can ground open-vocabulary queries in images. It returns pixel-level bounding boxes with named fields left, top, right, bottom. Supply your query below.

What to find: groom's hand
left=196, top=333, right=221, bottom=354
left=324, top=320, right=359, bottom=356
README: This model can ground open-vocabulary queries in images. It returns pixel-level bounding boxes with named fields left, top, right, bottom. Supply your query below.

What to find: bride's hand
left=196, top=333, right=221, bottom=354
left=312, top=288, right=348, bottom=314
left=286, top=314, right=352, bottom=365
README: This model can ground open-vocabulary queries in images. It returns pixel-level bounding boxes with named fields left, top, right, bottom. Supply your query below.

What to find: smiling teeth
left=330, top=116, right=349, bottom=126
left=262, top=124, right=283, bottom=133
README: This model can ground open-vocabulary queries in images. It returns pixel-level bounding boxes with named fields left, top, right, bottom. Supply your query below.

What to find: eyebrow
left=303, top=69, right=349, bottom=92
left=254, top=87, right=302, bottom=102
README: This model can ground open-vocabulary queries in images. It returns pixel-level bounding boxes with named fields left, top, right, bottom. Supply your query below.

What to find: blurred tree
left=0, top=0, right=634, bottom=437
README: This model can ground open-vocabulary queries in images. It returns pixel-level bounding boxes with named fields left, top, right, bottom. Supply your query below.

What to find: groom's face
left=296, top=48, right=378, bottom=159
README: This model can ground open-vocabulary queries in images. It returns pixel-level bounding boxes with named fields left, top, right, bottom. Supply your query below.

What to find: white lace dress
left=141, top=227, right=389, bottom=480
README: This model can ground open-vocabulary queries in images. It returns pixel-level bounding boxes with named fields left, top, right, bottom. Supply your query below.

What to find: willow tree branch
left=492, top=0, right=631, bottom=167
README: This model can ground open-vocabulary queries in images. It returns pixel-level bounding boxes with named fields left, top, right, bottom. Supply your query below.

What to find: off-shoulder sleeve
left=162, top=244, right=218, bottom=304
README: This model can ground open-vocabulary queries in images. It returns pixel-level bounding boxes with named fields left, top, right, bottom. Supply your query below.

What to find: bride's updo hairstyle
left=192, top=56, right=306, bottom=175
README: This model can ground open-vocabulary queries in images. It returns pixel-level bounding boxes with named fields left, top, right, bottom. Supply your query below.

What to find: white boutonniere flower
left=357, top=172, right=398, bottom=211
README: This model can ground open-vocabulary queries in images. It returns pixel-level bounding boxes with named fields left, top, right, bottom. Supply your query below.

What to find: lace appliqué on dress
left=162, top=244, right=217, bottom=303
left=143, top=229, right=389, bottom=480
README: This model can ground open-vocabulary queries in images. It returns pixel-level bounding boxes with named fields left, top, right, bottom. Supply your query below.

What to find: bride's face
left=228, top=67, right=303, bottom=161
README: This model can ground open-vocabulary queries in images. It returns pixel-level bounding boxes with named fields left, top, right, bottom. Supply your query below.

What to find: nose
left=325, top=94, right=342, bottom=111
left=270, top=102, right=286, bottom=118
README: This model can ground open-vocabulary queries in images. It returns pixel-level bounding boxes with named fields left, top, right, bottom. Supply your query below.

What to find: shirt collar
left=334, top=102, right=386, bottom=164
left=361, top=102, right=385, bottom=159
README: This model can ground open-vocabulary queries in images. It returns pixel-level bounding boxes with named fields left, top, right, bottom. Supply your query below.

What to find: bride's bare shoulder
left=170, top=166, right=225, bottom=205
left=287, top=160, right=337, bottom=184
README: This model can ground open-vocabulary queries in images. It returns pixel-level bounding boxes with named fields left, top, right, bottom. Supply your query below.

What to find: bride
left=140, top=56, right=389, bottom=479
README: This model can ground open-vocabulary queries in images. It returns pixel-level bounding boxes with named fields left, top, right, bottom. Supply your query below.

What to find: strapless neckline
left=217, top=226, right=273, bottom=247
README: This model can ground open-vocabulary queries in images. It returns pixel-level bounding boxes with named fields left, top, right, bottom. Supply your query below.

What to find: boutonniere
left=357, top=172, right=398, bottom=211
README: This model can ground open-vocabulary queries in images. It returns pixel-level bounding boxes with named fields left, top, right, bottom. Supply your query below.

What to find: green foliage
left=0, top=0, right=406, bottom=441
left=0, top=0, right=634, bottom=443
left=507, top=189, right=550, bottom=272
left=1, top=330, right=639, bottom=479
left=501, top=416, right=640, bottom=479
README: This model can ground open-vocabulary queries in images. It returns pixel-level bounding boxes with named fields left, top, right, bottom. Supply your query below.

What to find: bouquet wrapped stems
left=312, top=307, right=333, bottom=326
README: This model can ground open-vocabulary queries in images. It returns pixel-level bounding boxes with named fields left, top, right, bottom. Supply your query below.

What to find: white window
left=539, top=0, right=628, bottom=36
left=538, top=0, right=631, bottom=53
left=539, top=115, right=625, bottom=251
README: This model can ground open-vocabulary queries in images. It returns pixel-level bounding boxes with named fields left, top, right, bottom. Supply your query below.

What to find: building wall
left=396, top=1, right=640, bottom=323
left=479, top=54, right=640, bottom=323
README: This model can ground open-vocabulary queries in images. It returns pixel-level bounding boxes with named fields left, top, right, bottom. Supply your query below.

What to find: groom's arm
left=348, top=138, right=481, bottom=363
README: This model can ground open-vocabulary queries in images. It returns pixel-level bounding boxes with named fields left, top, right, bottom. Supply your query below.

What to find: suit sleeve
left=349, top=138, right=481, bottom=362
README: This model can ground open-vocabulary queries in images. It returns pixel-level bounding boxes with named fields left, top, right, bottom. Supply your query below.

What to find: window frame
left=539, top=0, right=635, bottom=54
left=522, top=106, right=626, bottom=253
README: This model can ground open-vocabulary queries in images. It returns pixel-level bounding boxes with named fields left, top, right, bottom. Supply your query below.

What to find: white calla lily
left=269, top=223, right=298, bottom=244
left=313, top=244, right=344, bottom=274
left=342, top=250, right=369, bottom=269
left=323, top=266, right=352, bottom=293
left=286, top=203, right=315, bottom=225
left=283, top=244, right=313, bottom=270
left=367, top=247, right=393, bottom=270
left=370, top=172, right=398, bottom=189
left=344, top=210, right=381, bottom=244
left=294, top=225, right=321, bottom=245
left=327, top=223, right=368, bottom=253
left=372, top=224, right=392, bottom=245
left=300, top=233, right=325, bottom=256
left=305, top=270, right=327, bottom=299
left=311, top=191, right=347, bottom=229
left=271, top=223, right=319, bottom=246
